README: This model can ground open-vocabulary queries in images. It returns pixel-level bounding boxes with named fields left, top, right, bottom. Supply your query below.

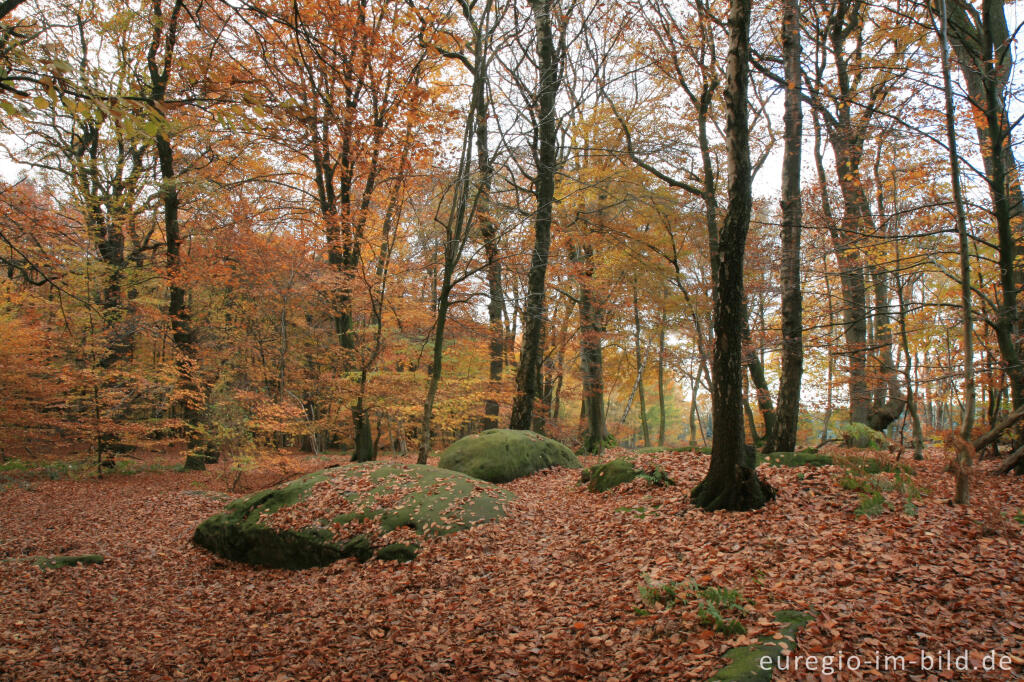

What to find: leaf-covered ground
left=1, top=447, right=1023, bottom=680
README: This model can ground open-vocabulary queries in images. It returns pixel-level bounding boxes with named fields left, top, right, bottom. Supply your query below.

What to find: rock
left=183, top=454, right=207, bottom=471
left=192, top=462, right=512, bottom=569
left=438, top=429, right=580, bottom=483
left=838, top=423, right=888, bottom=450
left=583, top=458, right=640, bottom=492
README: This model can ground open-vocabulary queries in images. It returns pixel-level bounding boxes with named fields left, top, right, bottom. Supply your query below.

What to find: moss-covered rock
left=438, top=429, right=579, bottom=483
left=838, top=423, right=888, bottom=450
left=192, top=462, right=512, bottom=569
left=582, top=458, right=641, bottom=492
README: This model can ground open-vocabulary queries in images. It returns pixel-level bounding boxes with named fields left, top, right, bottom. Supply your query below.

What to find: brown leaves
left=1, top=448, right=1023, bottom=679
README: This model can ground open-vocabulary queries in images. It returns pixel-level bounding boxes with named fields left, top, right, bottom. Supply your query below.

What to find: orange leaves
left=1, top=446, right=1024, bottom=678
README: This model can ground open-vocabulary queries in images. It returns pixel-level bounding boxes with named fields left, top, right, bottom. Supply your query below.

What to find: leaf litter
left=0, top=447, right=1022, bottom=680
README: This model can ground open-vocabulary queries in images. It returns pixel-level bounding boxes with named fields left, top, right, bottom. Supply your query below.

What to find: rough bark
left=632, top=287, right=651, bottom=448
left=943, top=0, right=1024, bottom=408
left=657, top=310, right=667, bottom=447
left=775, top=0, right=803, bottom=453
left=510, top=0, right=558, bottom=430
left=690, top=0, right=774, bottom=511
left=577, top=246, right=607, bottom=453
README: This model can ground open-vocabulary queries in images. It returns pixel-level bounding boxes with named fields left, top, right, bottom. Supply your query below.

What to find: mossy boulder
left=192, top=462, right=512, bottom=569
left=581, top=458, right=640, bottom=492
left=838, top=423, right=888, bottom=450
left=438, top=429, right=580, bottom=483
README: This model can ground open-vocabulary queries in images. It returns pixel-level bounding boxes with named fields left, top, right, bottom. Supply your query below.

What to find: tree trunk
left=475, top=31, right=503, bottom=430
left=775, top=0, right=803, bottom=453
left=632, top=286, right=651, bottom=447
left=578, top=249, right=607, bottom=453
left=690, top=0, right=774, bottom=511
left=937, top=0, right=976, bottom=437
left=943, top=0, right=1024, bottom=408
left=510, top=0, right=558, bottom=430
left=829, top=136, right=872, bottom=425
left=657, top=310, right=667, bottom=447
left=743, top=316, right=777, bottom=451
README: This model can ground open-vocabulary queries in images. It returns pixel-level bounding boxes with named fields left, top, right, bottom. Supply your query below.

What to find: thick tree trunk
left=510, top=0, right=558, bottom=430
left=829, top=137, right=872, bottom=425
left=690, top=0, right=774, bottom=511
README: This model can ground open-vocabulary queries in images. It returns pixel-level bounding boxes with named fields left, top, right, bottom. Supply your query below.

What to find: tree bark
left=657, top=308, right=667, bottom=447
left=632, top=286, right=651, bottom=447
left=690, top=0, right=774, bottom=511
left=510, top=0, right=558, bottom=430
left=775, top=0, right=803, bottom=453
left=943, top=0, right=1024, bottom=408
left=577, top=245, right=607, bottom=453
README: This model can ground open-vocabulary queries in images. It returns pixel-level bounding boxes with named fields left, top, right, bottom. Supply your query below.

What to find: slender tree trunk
left=689, top=378, right=699, bottom=449
left=632, top=287, right=651, bottom=447
left=775, top=0, right=803, bottom=453
left=743, top=317, right=777, bottom=451
left=578, top=249, right=607, bottom=452
left=510, top=0, right=558, bottom=430
left=939, top=0, right=975, bottom=436
left=690, top=0, right=774, bottom=511
left=657, top=309, right=667, bottom=447
left=474, top=28, right=503, bottom=430
left=145, top=0, right=203, bottom=466
left=943, top=0, right=1024, bottom=408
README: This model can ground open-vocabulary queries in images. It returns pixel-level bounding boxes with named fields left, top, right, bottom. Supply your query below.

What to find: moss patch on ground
left=192, top=462, right=513, bottom=569
left=438, top=429, right=579, bottom=483
left=708, top=610, right=814, bottom=681
left=32, top=554, right=105, bottom=569
left=757, top=451, right=834, bottom=468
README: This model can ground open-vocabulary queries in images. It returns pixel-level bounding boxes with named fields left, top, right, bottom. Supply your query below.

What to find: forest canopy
left=1, top=0, right=1022, bottom=506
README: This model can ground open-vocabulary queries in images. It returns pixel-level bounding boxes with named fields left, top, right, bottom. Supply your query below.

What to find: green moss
left=376, top=542, right=418, bottom=562
left=757, top=451, right=834, bottom=468
left=710, top=644, right=777, bottom=681
left=838, top=423, right=888, bottom=450
left=583, top=458, right=640, bottom=492
left=193, top=463, right=511, bottom=569
left=438, top=429, right=580, bottom=483
left=33, top=554, right=104, bottom=569
left=708, top=610, right=814, bottom=681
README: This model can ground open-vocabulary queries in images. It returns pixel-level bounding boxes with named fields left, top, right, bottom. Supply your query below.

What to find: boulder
left=838, top=423, right=888, bottom=450
left=438, top=429, right=580, bottom=483
left=193, top=462, right=512, bottom=568
left=581, top=458, right=640, bottom=492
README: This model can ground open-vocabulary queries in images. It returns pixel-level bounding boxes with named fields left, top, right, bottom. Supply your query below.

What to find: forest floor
left=1, top=445, right=1023, bottom=681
